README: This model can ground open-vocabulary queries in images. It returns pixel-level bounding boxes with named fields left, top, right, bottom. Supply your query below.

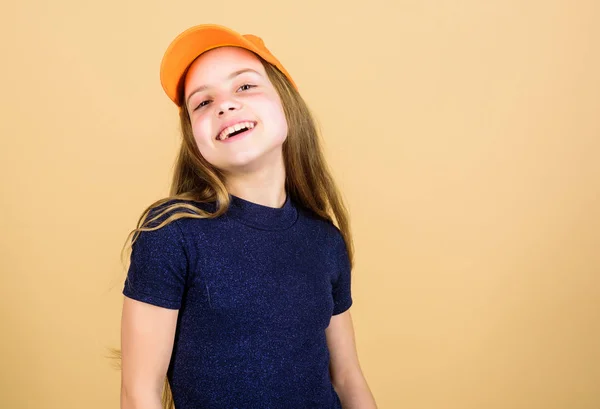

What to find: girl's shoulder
left=297, top=205, right=343, bottom=241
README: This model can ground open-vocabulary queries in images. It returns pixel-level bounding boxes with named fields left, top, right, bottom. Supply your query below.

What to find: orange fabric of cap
left=159, top=24, right=297, bottom=106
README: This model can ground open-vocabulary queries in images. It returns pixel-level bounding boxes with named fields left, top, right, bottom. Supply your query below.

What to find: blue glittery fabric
left=123, top=192, right=352, bottom=408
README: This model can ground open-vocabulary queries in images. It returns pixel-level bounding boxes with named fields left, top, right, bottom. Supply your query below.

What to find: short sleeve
left=122, top=215, right=189, bottom=310
left=331, top=229, right=353, bottom=315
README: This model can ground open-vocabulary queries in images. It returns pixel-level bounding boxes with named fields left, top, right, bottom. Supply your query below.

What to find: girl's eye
left=193, top=100, right=211, bottom=111
left=238, top=83, right=255, bottom=92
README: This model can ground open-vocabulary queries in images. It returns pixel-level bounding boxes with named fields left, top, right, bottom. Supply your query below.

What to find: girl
left=119, top=24, right=377, bottom=409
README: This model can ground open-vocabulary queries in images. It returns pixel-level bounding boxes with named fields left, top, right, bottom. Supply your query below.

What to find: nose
left=217, top=98, right=241, bottom=116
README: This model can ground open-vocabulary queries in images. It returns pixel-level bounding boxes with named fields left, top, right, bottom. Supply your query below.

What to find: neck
left=223, top=153, right=287, bottom=208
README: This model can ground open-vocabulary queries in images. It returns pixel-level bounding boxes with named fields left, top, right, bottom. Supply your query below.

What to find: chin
left=220, top=146, right=285, bottom=173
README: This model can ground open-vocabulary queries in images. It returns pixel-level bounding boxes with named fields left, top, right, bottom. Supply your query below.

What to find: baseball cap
left=159, top=24, right=297, bottom=106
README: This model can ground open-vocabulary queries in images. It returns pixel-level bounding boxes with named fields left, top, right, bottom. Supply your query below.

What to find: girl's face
left=183, top=47, right=288, bottom=174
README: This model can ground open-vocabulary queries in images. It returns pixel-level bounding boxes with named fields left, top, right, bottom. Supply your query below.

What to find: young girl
left=120, top=24, right=377, bottom=409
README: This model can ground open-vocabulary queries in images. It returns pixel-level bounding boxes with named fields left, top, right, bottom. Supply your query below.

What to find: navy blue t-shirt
left=122, top=192, right=353, bottom=408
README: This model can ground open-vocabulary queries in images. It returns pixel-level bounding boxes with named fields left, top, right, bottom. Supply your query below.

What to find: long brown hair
left=111, top=52, right=353, bottom=409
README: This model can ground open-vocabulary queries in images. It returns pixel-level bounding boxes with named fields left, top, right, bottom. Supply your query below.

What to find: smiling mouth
left=216, top=121, right=256, bottom=141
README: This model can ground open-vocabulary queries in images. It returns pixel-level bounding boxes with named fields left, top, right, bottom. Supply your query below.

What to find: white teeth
left=217, top=121, right=255, bottom=141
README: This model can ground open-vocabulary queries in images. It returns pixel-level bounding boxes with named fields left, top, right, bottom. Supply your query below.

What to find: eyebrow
left=185, top=68, right=262, bottom=107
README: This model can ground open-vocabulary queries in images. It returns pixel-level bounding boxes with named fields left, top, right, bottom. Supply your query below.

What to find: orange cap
left=159, top=24, right=297, bottom=106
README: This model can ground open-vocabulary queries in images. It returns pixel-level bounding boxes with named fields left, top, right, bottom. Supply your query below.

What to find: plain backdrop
left=1, top=1, right=599, bottom=408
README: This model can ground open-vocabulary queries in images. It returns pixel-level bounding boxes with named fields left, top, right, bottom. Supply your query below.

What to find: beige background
left=1, top=0, right=599, bottom=408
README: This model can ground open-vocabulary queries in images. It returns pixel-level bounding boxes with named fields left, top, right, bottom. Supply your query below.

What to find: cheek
left=263, top=100, right=288, bottom=140
left=189, top=118, right=222, bottom=164
left=190, top=117, right=214, bottom=148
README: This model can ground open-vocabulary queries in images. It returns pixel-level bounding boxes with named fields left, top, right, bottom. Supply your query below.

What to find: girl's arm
left=326, top=310, right=378, bottom=409
left=120, top=296, right=178, bottom=409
